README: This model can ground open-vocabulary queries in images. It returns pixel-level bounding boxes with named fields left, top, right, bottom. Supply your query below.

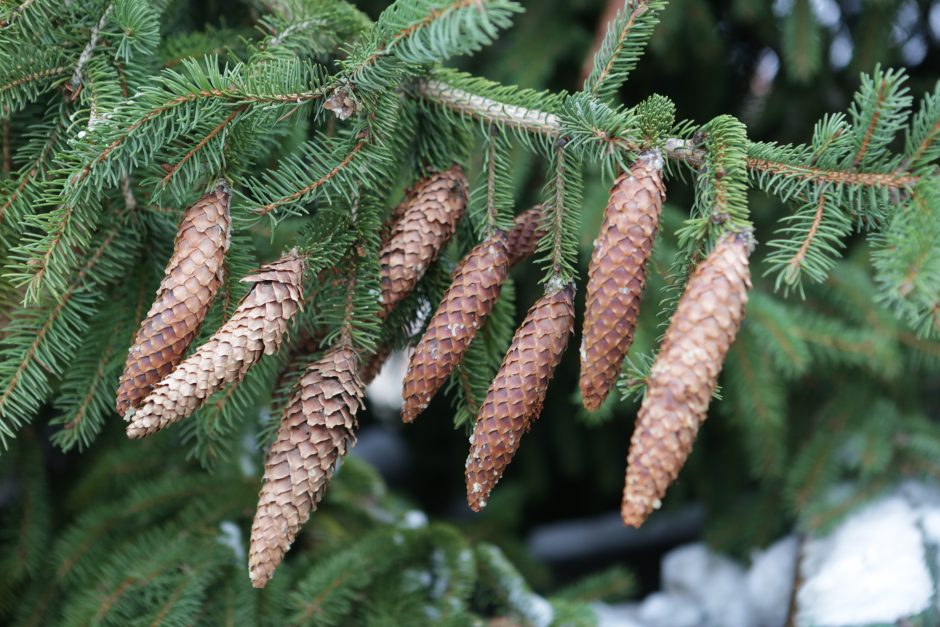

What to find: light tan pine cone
left=126, top=252, right=305, bottom=439
left=503, top=205, right=546, bottom=266
left=580, top=153, right=665, bottom=411
left=621, top=231, right=752, bottom=527
left=465, top=284, right=575, bottom=511
left=115, top=184, right=231, bottom=415
left=401, top=232, right=511, bottom=423
left=248, top=346, right=364, bottom=588
left=378, top=165, right=468, bottom=316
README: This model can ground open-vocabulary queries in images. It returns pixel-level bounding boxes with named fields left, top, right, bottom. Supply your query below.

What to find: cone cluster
left=115, top=184, right=231, bottom=416
left=621, top=231, right=752, bottom=527
left=580, top=153, right=665, bottom=411
left=126, top=252, right=305, bottom=439
left=378, top=166, right=468, bottom=316
left=399, top=207, right=546, bottom=423
left=249, top=346, right=364, bottom=588
left=465, top=284, right=575, bottom=511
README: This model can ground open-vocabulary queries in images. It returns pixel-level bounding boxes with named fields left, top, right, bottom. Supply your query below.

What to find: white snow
left=401, top=510, right=428, bottom=529
left=796, top=493, right=933, bottom=625
left=747, top=536, right=798, bottom=627
left=661, top=543, right=754, bottom=627
left=365, top=349, right=407, bottom=414
left=216, top=520, right=245, bottom=563
left=638, top=592, right=704, bottom=627
left=591, top=602, right=648, bottom=627
left=586, top=482, right=940, bottom=627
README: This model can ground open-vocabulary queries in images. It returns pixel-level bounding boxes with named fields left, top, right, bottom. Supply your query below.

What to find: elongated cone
left=126, top=252, right=305, bottom=438
left=580, top=153, right=665, bottom=411
left=621, top=231, right=752, bottom=527
left=401, top=232, right=511, bottom=422
left=115, top=184, right=231, bottom=415
left=249, top=346, right=364, bottom=588
left=465, top=284, right=575, bottom=511
left=503, top=205, right=545, bottom=266
left=379, top=166, right=468, bottom=315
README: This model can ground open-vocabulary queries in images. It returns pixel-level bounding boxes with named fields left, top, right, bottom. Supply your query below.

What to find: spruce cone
left=249, top=346, right=364, bottom=588
left=580, top=154, right=665, bottom=411
left=379, top=166, right=468, bottom=315
left=621, top=232, right=752, bottom=527
left=126, top=252, right=305, bottom=438
left=115, top=184, right=231, bottom=415
left=504, top=205, right=545, bottom=266
left=402, top=233, right=511, bottom=423
left=465, top=284, right=575, bottom=511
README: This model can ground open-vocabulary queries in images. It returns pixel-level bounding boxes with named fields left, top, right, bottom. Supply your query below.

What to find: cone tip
left=126, top=424, right=146, bottom=439
left=248, top=566, right=271, bottom=589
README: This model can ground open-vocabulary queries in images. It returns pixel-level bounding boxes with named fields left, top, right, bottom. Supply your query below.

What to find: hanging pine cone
left=621, top=231, right=752, bottom=527
left=465, top=284, right=575, bottom=511
left=248, top=346, right=364, bottom=588
left=126, top=252, right=305, bottom=439
left=580, top=153, right=665, bottom=411
left=401, top=232, right=511, bottom=423
left=379, top=165, right=468, bottom=315
left=115, top=183, right=231, bottom=416
left=503, top=205, right=545, bottom=266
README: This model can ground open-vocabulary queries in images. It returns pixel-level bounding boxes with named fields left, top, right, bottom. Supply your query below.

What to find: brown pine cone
left=465, top=284, right=575, bottom=511
left=621, top=231, right=752, bottom=527
left=359, top=343, right=392, bottom=385
left=115, top=184, right=231, bottom=415
left=126, top=252, right=305, bottom=439
left=402, top=232, right=511, bottom=423
left=248, top=346, right=364, bottom=588
left=378, top=166, right=468, bottom=315
left=580, top=154, right=665, bottom=411
left=504, top=205, right=545, bottom=267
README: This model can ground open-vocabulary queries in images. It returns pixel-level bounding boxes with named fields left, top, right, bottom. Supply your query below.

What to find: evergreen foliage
left=0, top=0, right=938, bottom=622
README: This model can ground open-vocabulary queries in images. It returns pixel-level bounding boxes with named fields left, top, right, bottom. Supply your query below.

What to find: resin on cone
left=465, top=284, right=575, bottom=511
left=580, top=152, right=665, bottom=411
left=115, top=183, right=231, bottom=415
left=248, top=346, right=364, bottom=588
left=126, top=252, right=305, bottom=438
left=401, top=231, right=511, bottom=423
left=378, top=166, right=468, bottom=315
left=621, top=231, right=752, bottom=527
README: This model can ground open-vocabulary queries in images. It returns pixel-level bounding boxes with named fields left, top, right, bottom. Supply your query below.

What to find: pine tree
left=0, top=0, right=938, bottom=622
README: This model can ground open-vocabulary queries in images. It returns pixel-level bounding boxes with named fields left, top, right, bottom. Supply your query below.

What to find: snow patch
left=796, top=494, right=933, bottom=625
left=401, top=510, right=428, bottom=529
left=217, top=520, right=245, bottom=563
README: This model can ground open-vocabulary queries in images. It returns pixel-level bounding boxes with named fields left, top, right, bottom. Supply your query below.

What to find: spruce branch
left=252, top=135, right=368, bottom=217
left=65, top=4, right=114, bottom=101
left=582, top=0, right=666, bottom=104
left=418, top=75, right=927, bottom=193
